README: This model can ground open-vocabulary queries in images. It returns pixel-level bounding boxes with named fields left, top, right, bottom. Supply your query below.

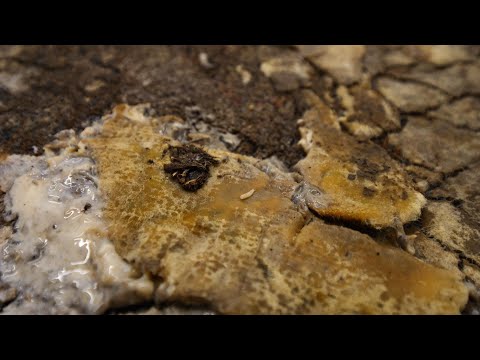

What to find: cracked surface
left=297, top=45, right=366, bottom=85
left=388, top=116, right=480, bottom=174
left=83, top=106, right=467, bottom=314
left=388, top=62, right=480, bottom=98
left=375, top=77, right=449, bottom=113
left=1, top=45, right=480, bottom=314
left=336, top=84, right=401, bottom=140
left=295, top=100, right=426, bottom=229
left=429, top=97, right=480, bottom=131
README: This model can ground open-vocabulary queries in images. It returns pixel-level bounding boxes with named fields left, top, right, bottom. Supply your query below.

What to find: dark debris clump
left=163, top=144, right=219, bottom=192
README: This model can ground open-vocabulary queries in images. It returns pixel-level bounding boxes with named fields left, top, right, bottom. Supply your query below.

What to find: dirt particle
left=354, top=157, right=383, bottom=182
left=163, top=144, right=219, bottom=192
left=363, top=187, right=376, bottom=198
left=240, top=189, right=255, bottom=200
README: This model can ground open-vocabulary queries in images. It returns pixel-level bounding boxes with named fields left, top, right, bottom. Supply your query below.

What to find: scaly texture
left=295, top=98, right=425, bottom=229
left=85, top=105, right=467, bottom=314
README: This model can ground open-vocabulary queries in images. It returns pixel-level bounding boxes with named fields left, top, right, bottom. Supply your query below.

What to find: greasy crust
left=3, top=45, right=480, bottom=314
left=84, top=105, right=468, bottom=314
left=295, top=98, right=426, bottom=229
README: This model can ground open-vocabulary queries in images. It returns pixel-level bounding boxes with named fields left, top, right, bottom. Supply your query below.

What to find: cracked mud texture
left=1, top=45, right=480, bottom=314
left=295, top=97, right=426, bottom=229
left=84, top=106, right=467, bottom=314
left=388, top=116, right=480, bottom=174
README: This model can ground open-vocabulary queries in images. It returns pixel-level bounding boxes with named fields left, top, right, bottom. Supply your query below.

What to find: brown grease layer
left=85, top=106, right=467, bottom=314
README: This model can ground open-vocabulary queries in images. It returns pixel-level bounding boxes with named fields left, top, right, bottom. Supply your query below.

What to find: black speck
left=363, top=187, right=376, bottom=198
left=164, top=144, right=219, bottom=192
left=147, top=159, right=155, bottom=165
left=452, top=199, right=463, bottom=207
left=83, top=203, right=92, bottom=212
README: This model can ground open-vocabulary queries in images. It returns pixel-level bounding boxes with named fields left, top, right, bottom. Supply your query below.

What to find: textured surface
left=1, top=45, right=480, bottom=314
left=84, top=106, right=467, bottom=314
left=0, top=45, right=305, bottom=167
left=295, top=98, right=425, bottom=229
left=388, top=117, right=480, bottom=174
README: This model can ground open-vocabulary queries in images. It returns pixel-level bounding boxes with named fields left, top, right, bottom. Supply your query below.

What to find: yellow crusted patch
left=296, top=98, right=426, bottom=229
left=83, top=104, right=466, bottom=314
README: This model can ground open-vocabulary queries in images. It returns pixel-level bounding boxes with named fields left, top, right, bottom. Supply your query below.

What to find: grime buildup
left=1, top=45, right=480, bottom=314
